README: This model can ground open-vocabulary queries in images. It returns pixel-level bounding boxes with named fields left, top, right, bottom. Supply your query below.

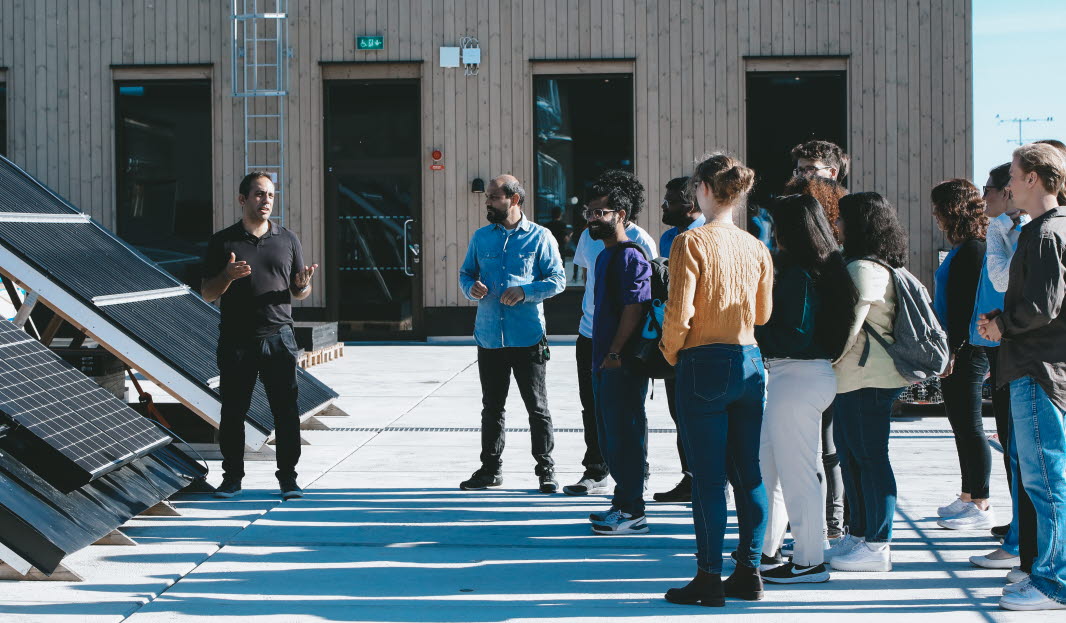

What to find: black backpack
left=614, top=242, right=674, bottom=379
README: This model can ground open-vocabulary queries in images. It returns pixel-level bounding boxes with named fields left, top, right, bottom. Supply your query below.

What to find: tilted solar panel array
left=0, top=156, right=339, bottom=436
left=0, top=322, right=170, bottom=487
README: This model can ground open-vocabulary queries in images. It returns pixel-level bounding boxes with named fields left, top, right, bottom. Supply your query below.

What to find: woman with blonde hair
left=661, top=153, right=774, bottom=607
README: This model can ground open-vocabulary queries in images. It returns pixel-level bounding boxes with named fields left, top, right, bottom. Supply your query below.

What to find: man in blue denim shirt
left=458, top=175, right=566, bottom=493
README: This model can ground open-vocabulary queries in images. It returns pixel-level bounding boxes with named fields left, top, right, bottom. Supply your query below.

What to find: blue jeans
left=592, top=365, right=649, bottom=516
left=834, top=386, right=905, bottom=544
left=674, top=344, right=767, bottom=574
left=1010, top=376, right=1066, bottom=604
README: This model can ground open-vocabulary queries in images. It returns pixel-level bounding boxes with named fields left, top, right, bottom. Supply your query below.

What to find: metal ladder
left=231, top=0, right=289, bottom=226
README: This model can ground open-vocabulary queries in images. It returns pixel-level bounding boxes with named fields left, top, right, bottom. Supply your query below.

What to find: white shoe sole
left=999, top=597, right=1066, bottom=611
left=937, top=518, right=996, bottom=530
left=591, top=524, right=649, bottom=535
left=214, top=490, right=239, bottom=498
left=762, top=571, right=831, bottom=584
left=970, top=555, right=1021, bottom=569
left=830, top=559, right=891, bottom=572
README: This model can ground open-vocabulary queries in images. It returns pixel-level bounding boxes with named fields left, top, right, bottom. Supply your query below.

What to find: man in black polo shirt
left=201, top=172, right=317, bottom=500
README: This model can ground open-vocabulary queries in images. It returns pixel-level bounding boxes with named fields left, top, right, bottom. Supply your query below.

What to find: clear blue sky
left=973, top=0, right=1066, bottom=181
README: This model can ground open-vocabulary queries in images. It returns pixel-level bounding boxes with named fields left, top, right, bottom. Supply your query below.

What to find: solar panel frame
left=0, top=156, right=339, bottom=447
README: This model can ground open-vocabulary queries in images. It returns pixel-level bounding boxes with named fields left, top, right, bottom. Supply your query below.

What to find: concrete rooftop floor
left=0, top=343, right=1054, bottom=622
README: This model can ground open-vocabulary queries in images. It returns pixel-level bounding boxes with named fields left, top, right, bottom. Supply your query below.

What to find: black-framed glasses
left=793, top=165, right=833, bottom=176
left=583, top=207, right=619, bottom=220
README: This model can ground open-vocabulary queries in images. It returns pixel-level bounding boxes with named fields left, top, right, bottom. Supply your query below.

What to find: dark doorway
left=114, top=80, right=212, bottom=287
left=745, top=71, right=847, bottom=204
left=533, top=74, right=634, bottom=289
left=324, top=80, right=422, bottom=340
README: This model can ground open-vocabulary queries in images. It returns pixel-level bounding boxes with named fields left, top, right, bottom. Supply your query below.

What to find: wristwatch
left=607, top=352, right=621, bottom=361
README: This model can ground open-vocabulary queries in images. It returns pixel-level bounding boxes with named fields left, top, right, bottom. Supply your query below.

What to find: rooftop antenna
left=996, top=114, right=1054, bottom=146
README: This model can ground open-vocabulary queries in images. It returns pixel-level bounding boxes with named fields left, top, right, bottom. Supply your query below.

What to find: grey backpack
left=857, top=258, right=950, bottom=383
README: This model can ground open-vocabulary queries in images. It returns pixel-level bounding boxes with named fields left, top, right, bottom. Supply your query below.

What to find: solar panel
left=0, top=155, right=340, bottom=449
left=0, top=320, right=170, bottom=490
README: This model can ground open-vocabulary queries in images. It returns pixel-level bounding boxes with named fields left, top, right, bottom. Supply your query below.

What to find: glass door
left=324, top=80, right=422, bottom=339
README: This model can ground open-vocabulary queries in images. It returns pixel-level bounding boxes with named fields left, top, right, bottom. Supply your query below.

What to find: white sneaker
left=937, top=502, right=995, bottom=530
left=970, top=548, right=1020, bottom=569
left=830, top=542, right=892, bottom=572
left=1004, top=577, right=1032, bottom=595
left=938, top=496, right=969, bottom=517
left=1000, top=583, right=1066, bottom=611
left=1006, top=567, right=1029, bottom=584
left=824, top=533, right=861, bottom=562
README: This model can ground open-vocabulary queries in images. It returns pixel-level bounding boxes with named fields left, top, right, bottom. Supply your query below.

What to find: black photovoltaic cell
left=0, top=156, right=338, bottom=436
left=0, top=322, right=170, bottom=478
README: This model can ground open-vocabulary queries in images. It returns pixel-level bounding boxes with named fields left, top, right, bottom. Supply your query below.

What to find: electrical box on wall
left=439, top=47, right=460, bottom=68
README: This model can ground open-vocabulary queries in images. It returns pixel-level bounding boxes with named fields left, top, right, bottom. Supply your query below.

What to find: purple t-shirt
left=591, top=244, right=652, bottom=369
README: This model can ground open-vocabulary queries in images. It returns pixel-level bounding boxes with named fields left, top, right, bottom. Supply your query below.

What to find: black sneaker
left=214, top=478, right=242, bottom=498
left=761, top=562, right=831, bottom=584
left=992, top=524, right=1010, bottom=540
left=460, top=470, right=503, bottom=490
left=539, top=471, right=558, bottom=494
left=279, top=479, right=303, bottom=499
left=730, top=550, right=785, bottom=572
left=653, top=475, right=692, bottom=503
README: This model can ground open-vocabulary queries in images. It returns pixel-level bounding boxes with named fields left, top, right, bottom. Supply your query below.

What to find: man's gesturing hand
left=470, top=281, right=489, bottom=299
left=225, top=252, right=252, bottom=281
left=293, top=264, right=319, bottom=290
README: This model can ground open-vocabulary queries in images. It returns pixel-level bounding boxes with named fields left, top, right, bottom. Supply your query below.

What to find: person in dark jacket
left=931, top=179, right=993, bottom=531
left=979, top=142, right=1066, bottom=611
left=757, top=194, right=858, bottom=585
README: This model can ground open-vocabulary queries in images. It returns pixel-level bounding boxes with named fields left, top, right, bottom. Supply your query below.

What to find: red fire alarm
left=430, top=149, right=444, bottom=170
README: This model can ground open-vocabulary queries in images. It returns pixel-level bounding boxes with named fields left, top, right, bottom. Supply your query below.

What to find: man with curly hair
left=791, top=140, right=849, bottom=184
left=582, top=169, right=654, bottom=535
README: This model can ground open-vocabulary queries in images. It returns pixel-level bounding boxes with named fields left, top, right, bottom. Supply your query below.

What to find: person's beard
left=662, top=208, right=687, bottom=228
left=587, top=221, right=614, bottom=240
left=485, top=207, right=506, bottom=224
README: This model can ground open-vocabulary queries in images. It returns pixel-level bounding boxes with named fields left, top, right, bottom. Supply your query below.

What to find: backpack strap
left=858, top=322, right=894, bottom=367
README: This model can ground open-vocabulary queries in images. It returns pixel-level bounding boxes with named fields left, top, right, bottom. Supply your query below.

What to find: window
left=114, top=80, right=212, bottom=287
left=533, top=74, right=633, bottom=287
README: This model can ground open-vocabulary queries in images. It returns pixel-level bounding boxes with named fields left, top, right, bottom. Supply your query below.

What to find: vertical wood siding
left=0, top=0, right=972, bottom=307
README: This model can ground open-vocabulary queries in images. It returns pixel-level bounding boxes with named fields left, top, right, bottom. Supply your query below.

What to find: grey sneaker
left=591, top=509, right=648, bottom=535
left=563, top=475, right=610, bottom=496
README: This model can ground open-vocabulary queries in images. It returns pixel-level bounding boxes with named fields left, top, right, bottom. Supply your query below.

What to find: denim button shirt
left=459, top=217, right=566, bottom=348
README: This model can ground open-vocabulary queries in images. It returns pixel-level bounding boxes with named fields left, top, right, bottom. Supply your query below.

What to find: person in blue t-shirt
left=653, top=176, right=705, bottom=504
left=583, top=170, right=653, bottom=536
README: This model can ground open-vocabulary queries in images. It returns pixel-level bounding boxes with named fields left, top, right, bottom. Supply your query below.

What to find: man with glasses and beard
left=458, top=175, right=566, bottom=493
left=583, top=170, right=654, bottom=535
left=652, top=176, right=705, bottom=503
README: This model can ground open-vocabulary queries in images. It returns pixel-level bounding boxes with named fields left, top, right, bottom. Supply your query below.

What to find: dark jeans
left=941, top=345, right=991, bottom=499
left=822, top=401, right=845, bottom=538
left=675, top=343, right=768, bottom=574
left=663, top=376, right=690, bottom=475
left=834, top=386, right=906, bottom=543
left=217, top=325, right=301, bottom=481
left=592, top=364, right=649, bottom=515
left=477, top=342, right=554, bottom=476
left=576, top=335, right=608, bottom=480
left=987, top=347, right=1014, bottom=497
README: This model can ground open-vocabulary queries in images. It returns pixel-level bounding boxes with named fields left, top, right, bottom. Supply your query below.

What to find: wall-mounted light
left=471, top=178, right=485, bottom=194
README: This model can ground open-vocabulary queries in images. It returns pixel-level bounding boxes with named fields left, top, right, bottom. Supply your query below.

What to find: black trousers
left=941, top=345, right=992, bottom=499
left=575, top=335, right=609, bottom=480
left=217, top=325, right=301, bottom=481
left=477, top=341, right=554, bottom=476
left=822, top=401, right=846, bottom=538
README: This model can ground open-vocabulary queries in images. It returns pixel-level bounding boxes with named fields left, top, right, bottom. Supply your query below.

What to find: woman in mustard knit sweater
left=661, top=154, right=774, bottom=607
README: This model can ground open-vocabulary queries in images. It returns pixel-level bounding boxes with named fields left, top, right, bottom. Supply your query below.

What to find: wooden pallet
left=298, top=342, right=344, bottom=369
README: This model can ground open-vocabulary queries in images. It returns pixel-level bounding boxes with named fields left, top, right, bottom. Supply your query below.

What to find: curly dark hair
left=838, top=192, right=908, bottom=268
left=588, top=169, right=644, bottom=224
left=783, top=175, right=846, bottom=240
left=768, top=194, right=859, bottom=359
left=931, top=179, right=988, bottom=244
left=790, top=140, right=849, bottom=181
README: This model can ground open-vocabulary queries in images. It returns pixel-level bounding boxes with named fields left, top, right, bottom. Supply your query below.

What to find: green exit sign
left=357, top=36, right=384, bottom=50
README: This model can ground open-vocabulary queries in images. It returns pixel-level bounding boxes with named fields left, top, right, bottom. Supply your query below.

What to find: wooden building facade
left=0, top=0, right=972, bottom=339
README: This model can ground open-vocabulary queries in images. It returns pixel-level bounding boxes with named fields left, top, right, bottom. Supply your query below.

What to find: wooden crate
left=298, top=342, right=344, bottom=369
